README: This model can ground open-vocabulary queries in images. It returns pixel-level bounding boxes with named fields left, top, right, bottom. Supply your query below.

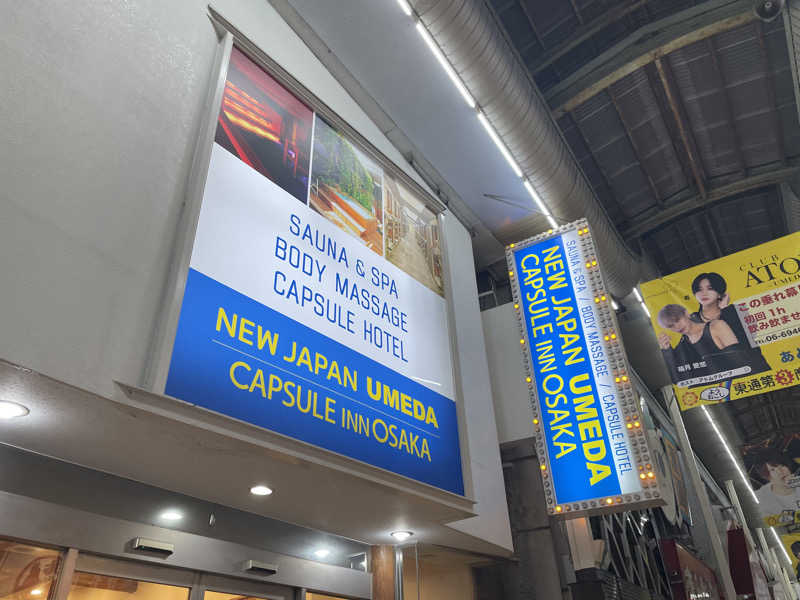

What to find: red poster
left=661, top=539, right=722, bottom=600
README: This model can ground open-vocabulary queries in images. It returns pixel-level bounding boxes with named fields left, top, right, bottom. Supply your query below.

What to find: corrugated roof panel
left=572, top=92, right=659, bottom=219
left=667, top=44, right=733, bottom=177
left=611, top=69, right=689, bottom=201
left=496, top=3, right=540, bottom=53
left=707, top=188, right=783, bottom=254
left=557, top=113, right=628, bottom=225
left=714, top=24, right=762, bottom=83
left=647, top=0, right=698, bottom=21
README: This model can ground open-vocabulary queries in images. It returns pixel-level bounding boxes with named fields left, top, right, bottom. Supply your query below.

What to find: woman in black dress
left=689, top=272, right=770, bottom=374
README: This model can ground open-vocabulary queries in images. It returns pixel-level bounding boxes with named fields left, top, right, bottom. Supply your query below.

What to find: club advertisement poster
left=640, top=232, right=800, bottom=410
left=741, top=433, right=800, bottom=527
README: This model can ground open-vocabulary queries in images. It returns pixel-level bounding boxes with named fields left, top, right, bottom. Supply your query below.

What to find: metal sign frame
left=506, top=219, right=663, bottom=517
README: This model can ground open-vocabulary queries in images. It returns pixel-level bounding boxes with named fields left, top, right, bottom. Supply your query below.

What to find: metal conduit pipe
left=412, top=0, right=642, bottom=297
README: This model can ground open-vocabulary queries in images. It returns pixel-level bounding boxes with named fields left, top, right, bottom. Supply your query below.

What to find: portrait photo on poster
left=641, top=232, right=800, bottom=410
left=780, top=532, right=800, bottom=580
left=741, top=432, right=800, bottom=526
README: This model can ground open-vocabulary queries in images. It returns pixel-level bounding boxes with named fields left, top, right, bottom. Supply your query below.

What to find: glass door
left=0, top=540, right=61, bottom=600
left=71, top=555, right=293, bottom=600
left=66, top=573, right=189, bottom=600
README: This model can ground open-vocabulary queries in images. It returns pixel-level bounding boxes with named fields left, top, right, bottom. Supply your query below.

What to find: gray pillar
left=492, top=438, right=569, bottom=599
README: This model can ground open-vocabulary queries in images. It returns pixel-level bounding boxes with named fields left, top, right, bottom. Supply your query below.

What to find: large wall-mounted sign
left=641, top=231, right=800, bottom=411
left=507, top=221, right=662, bottom=517
left=164, top=46, right=463, bottom=495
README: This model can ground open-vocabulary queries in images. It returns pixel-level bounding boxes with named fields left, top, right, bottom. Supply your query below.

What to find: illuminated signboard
left=507, top=220, right=662, bottom=516
left=640, top=231, right=800, bottom=411
left=163, top=47, right=463, bottom=495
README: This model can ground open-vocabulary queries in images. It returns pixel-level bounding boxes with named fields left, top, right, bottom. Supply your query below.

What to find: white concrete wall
left=0, top=0, right=433, bottom=399
left=0, top=0, right=512, bottom=553
left=442, top=216, right=513, bottom=551
left=482, top=304, right=536, bottom=444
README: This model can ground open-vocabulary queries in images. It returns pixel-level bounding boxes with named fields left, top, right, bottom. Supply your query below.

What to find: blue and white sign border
left=506, top=219, right=663, bottom=518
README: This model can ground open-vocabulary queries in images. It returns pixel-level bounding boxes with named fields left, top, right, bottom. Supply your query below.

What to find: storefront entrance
left=0, top=539, right=348, bottom=600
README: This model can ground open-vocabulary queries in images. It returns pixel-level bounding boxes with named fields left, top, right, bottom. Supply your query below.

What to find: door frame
left=71, top=553, right=294, bottom=600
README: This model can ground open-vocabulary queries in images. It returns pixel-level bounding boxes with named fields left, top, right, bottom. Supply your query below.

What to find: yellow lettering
left=373, top=418, right=389, bottom=443
left=229, top=361, right=250, bottom=390
left=383, top=384, right=399, bottom=410
left=267, top=373, right=282, bottom=400
left=413, top=399, right=425, bottom=420
left=420, top=438, right=431, bottom=462
left=425, top=406, right=439, bottom=429
left=297, top=347, right=312, bottom=371
left=579, top=420, right=602, bottom=440
left=587, top=462, right=611, bottom=485
left=257, top=326, right=279, bottom=355
left=324, top=397, right=336, bottom=424
left=238, top=318, right=255, bottom=346
left=314, top=352, right=328, bottom=375
left=367, top=377, right=381, bottom=401
left=400, top=393, right=413, bottom=417
left=327, top=361, right=342, bottom=386
left=217, top=307, right=237, bottom=337
left=583, top=439, right=606, bottom=462
left=249, top=369, right=266, bottom=397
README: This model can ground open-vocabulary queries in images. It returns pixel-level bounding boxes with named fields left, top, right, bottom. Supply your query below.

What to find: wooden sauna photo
left=384, top=175, right=444, bottom=296
left=215, top=46, right=313, bottom=203
left=309, top=116, right=384, bottom=256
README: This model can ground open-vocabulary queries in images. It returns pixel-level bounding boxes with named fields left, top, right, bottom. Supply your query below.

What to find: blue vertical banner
left=508, top=223, right=661, bottom=516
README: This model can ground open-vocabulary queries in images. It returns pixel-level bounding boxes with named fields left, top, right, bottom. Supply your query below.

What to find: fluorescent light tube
left=416, top=23, right=475, bottom=108
left=396, top=0, right=412, bottom=16
left=477, top=112, right=522, bottom=177
left=523, top=180, right=550, bottom=216
left=702, top=406, right=759, bottom=505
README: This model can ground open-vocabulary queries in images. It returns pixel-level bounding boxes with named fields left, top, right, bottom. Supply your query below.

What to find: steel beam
left=706, top=37, right=747, bottom=175
left=548, top=0, right=754, bottom=116
left=755, top=21, right=787, bottom=165
left=623, top=165, right=800, bottom=238
left=654, top=57, right=707, bottom=198
left=607, top=84, right=662, bottom=206
left=517, top=0, right=545, bottom=52
left=568, top=0, right=584, bottom=24
left=568, top=110, right=629, bottom=225
left=643, top=63, right=696, bottom=191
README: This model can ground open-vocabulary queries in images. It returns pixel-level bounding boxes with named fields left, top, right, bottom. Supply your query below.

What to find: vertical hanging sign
left=506, top=220, right=663, bottom=516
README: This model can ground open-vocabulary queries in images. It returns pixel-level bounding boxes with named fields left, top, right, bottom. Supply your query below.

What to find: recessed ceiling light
left=250, top=485, right=272, bottom=496
left=30, top=590, right=42, bottom=597
left=160, top=510, right=183, bottom=521
left=0, top=401, right=29, bottom=419
left=391, top=530, right=413, bottom=542
left=314, top=548, right=330, bottom=558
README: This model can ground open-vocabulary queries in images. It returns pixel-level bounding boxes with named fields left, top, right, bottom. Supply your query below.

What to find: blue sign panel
left=512, top=234, right=625, bottom=504
left=166, top=269, right=464, bottom=494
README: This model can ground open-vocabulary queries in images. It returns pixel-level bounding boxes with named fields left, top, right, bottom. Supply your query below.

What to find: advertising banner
left=728, top=528, right=772, bottom=600
left=507, top=222, right=662, bottom=517
left=662, top=428, right=692, bottom=526
left=164, top=47, right=463, bottom=495
left=640, top=232, right=800, bottom=410
left=742, top=433, right=800, bottom=527
left=780, top=532, right=800, bottom=581
left=660, top=540, right=722, bottom=600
